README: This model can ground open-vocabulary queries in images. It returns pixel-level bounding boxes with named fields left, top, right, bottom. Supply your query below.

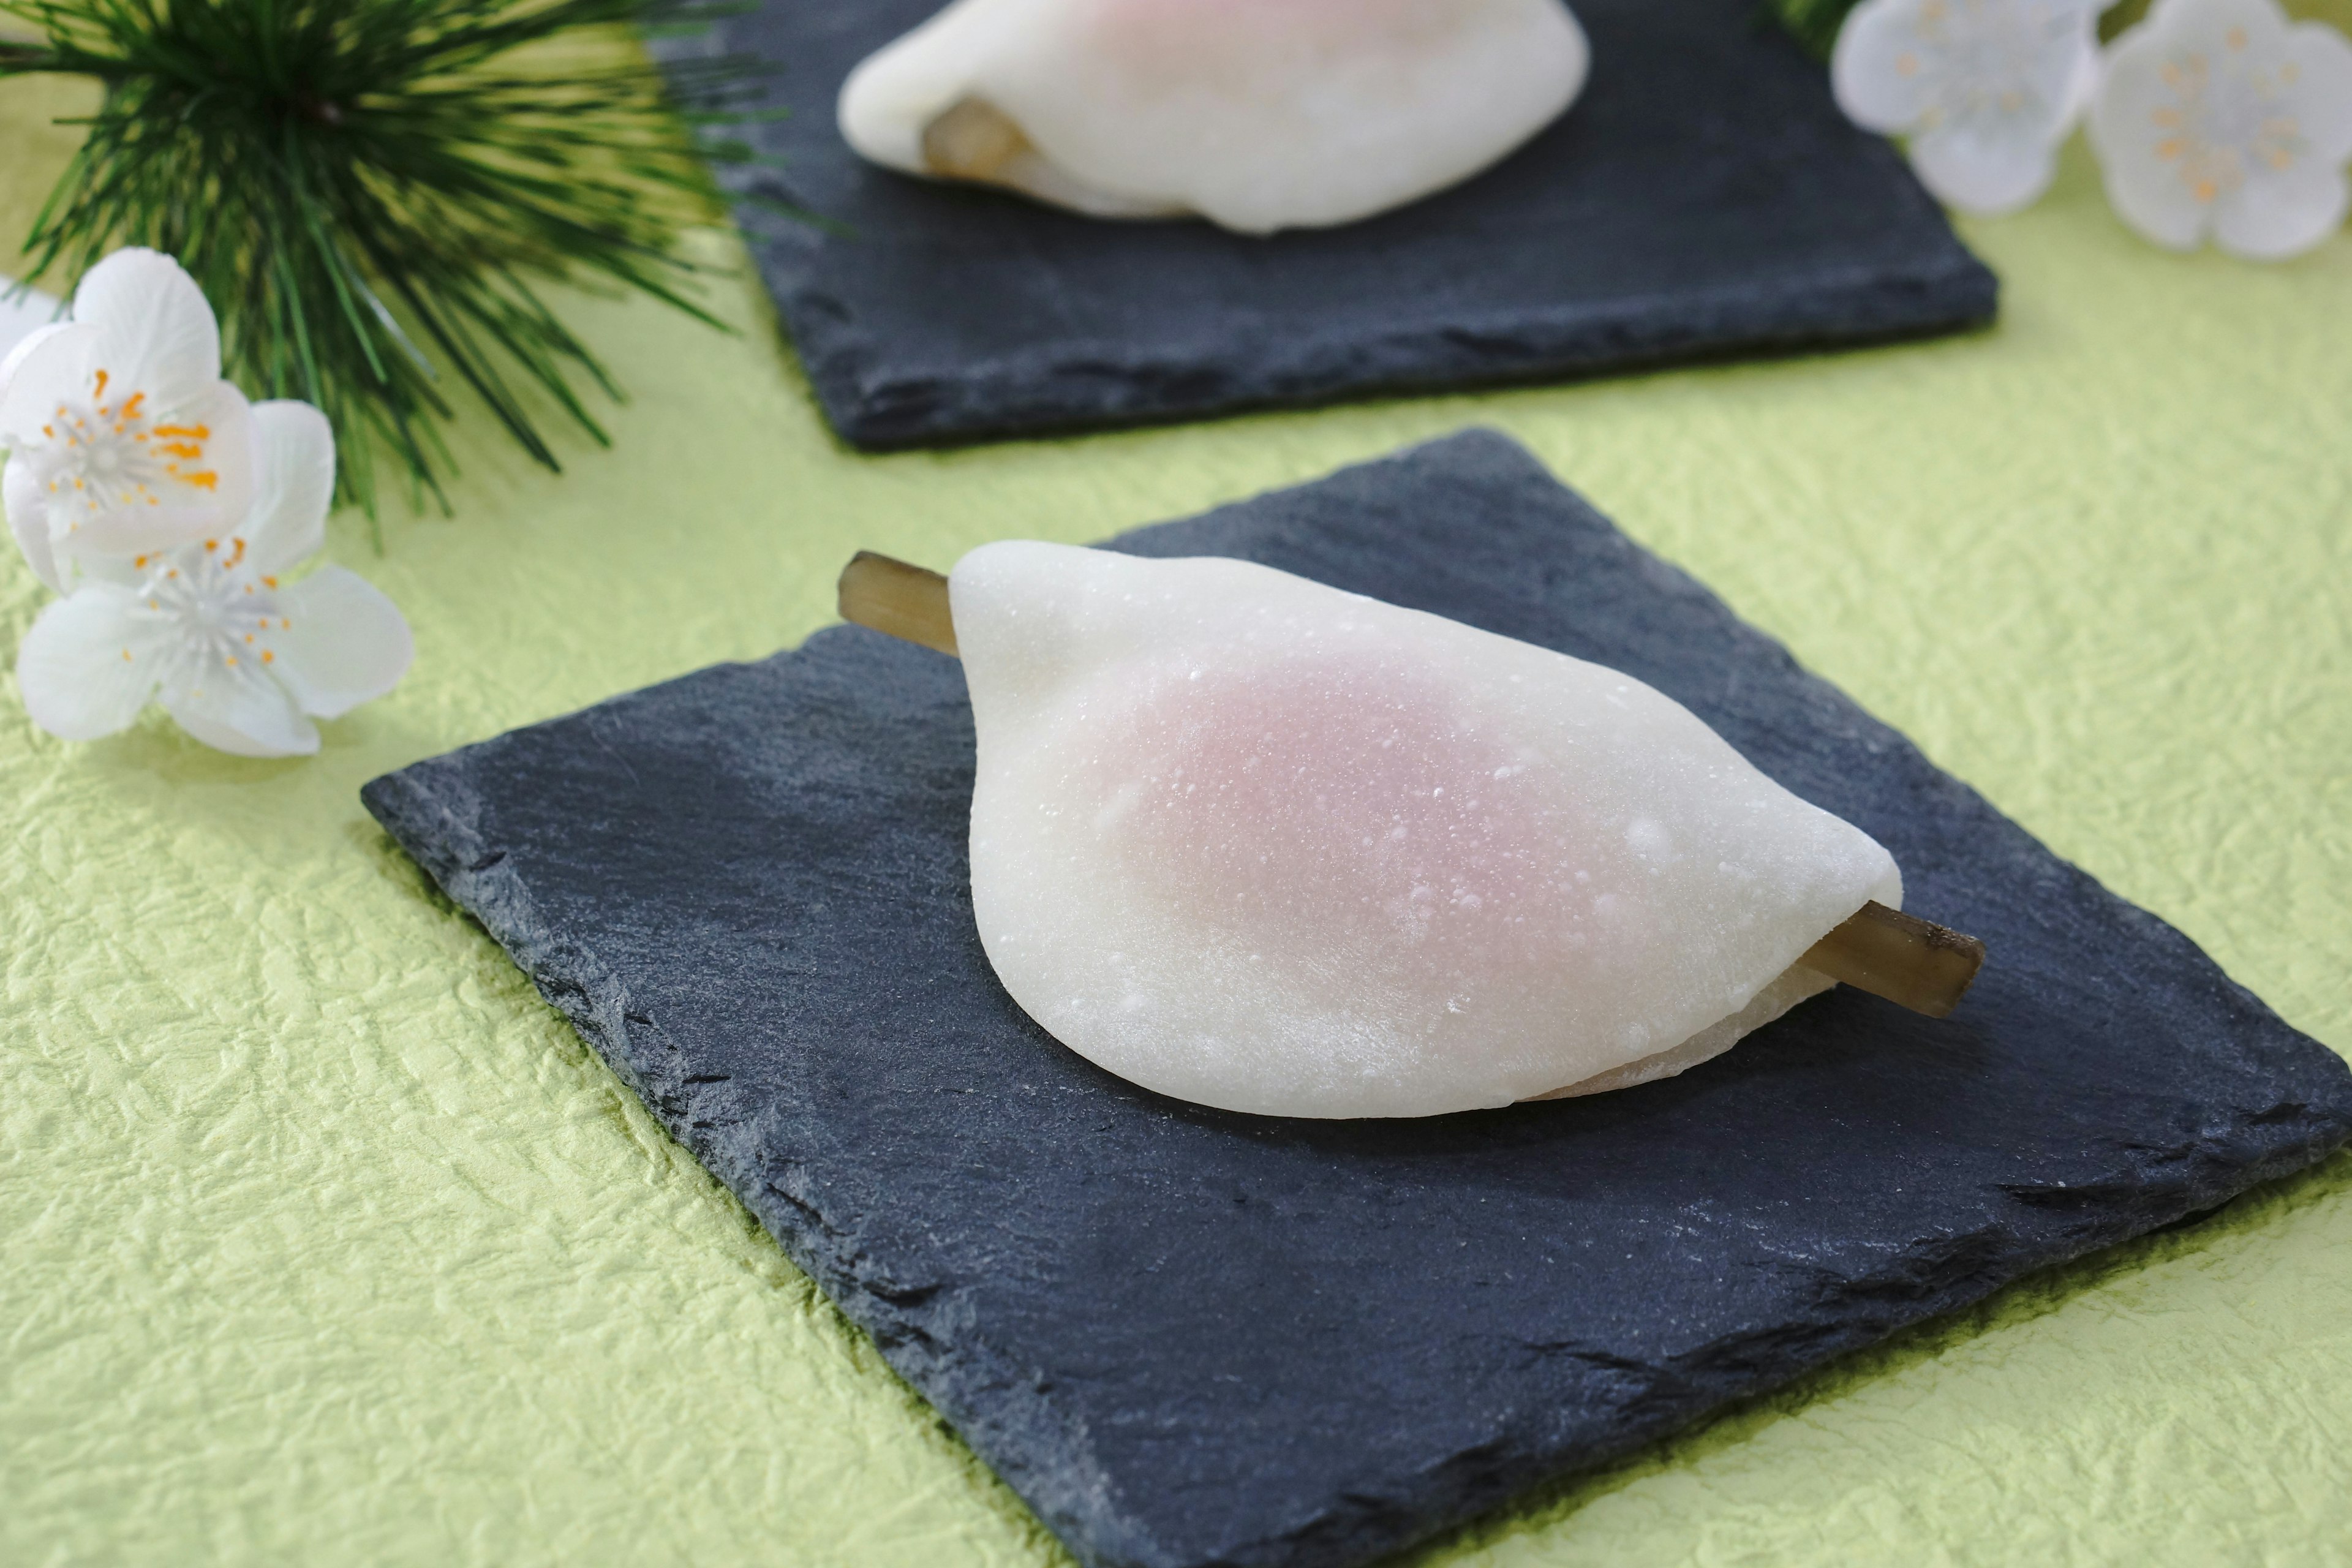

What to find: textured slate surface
left=655, top=0, right=1999, bottom=448
left=362, top=431, right=2351, bottom=1568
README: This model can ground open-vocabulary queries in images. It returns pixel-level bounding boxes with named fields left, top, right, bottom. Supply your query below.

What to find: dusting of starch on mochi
left=952, top=541, right=1902, bottom=1118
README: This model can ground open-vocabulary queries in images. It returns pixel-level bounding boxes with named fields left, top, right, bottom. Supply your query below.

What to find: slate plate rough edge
left=364, top=431, right=2352, bottom=1568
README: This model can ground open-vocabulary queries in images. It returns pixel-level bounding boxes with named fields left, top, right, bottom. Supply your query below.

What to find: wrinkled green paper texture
left=2, top=69, right=2346, bottom=1567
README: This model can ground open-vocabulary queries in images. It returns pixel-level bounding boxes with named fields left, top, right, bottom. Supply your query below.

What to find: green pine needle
left=0, top=0, right=769, bottom=537
left=1762, top=0, right=1866, bottom=58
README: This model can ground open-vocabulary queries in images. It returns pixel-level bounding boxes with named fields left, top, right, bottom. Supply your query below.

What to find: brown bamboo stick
left=839, top=550, right=958, bottom=655
left=1798, top=900, right=1984, bottom=1019
left=837, top=550, right=1986, bottom=1019
left=921, top=97, right=1035, bottom=184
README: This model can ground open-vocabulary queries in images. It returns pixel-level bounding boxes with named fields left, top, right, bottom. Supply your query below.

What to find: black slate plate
left=653, top=0, right=1999, bottom=448
left=365, top=431, right=2350, bottom=1568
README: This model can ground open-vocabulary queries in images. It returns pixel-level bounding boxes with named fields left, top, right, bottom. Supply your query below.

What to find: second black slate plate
left=366, top=432, right=2350, bottom=1568
left=657, top=0, right=1999, bottom=448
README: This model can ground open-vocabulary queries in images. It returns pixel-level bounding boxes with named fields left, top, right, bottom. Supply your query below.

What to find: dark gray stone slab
left=364, top=431, right=2350, bottom=1568
left=655, top=0, right=1999, bottom=448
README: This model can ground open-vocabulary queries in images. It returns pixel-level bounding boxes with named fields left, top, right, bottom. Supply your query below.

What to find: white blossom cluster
left=3, top=250, right=411, bottom=756
left=1834, top=0, right=2352, bottom=258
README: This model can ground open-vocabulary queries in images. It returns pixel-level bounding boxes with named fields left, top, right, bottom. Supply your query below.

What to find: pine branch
left=1762, top=0, right=1866, bottom=58
left=0, top=0, right=774, bottom=537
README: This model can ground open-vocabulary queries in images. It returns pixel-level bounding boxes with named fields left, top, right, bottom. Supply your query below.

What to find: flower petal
left=0, top=320, right=100, bottom=447
left=162, top=660, right=318, bottom=757
left=2151, top=0, right=2291, bottom=56
left=2098, top=157, right=2213, bottom=247
left=13, top=583, right=168, bottom=741
left=0, top=278, right=64, bottom=363
left=2090, top=29, right=2213, bottom=248
left=70, top=379, right=257, bottom=559
left=1833, top=0, right=1938, bottom=133
left=6, top=453, right=63, bottom=592
left=2060, top=29, right=2103, bottom=124
left=2287, top=21, right=2352, bottom=164
left=241, top=401, right=335, bottom=575
left=270, top=566, right=413, bottom=718
left=69, top=248, right=222, bottom=413
left=1909, top=123, right=2062, bottom=214
left=2212, top=160, right=2350, bottom=258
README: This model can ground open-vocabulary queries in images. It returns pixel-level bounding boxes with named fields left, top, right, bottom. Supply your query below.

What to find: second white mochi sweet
left=952, top=543, right=1902, bottom=1120
left=838, top=0, right=1590, bottom=233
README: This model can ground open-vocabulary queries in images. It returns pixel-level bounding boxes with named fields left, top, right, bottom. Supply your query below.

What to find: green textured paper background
left=5, top=63, right=2350, bottom=1567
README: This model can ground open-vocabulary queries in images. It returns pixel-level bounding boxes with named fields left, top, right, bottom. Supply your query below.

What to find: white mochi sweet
left=952, top=543, right=1904, bottom=1120
left=837, top=0, right=1591, bottom=234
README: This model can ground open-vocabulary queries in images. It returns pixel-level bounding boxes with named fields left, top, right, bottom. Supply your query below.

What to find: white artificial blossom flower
left=14, top=401, right=413, bottom=758
left=0, top=274, right=63, bottom=364
left=2089, top=0, right=2352, bottom=258
left=1834, top=0, right=2105, bottom=214
left=0, top=247, right=255, bottom=594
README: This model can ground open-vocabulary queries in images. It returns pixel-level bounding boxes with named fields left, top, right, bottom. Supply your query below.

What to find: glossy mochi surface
left=952, top=542, right=1903, bottom=1118
left=837, top=0, right=1590, bottom=233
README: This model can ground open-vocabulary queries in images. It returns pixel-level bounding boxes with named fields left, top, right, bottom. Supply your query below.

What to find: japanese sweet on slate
left=951, top=542, right=1904, bottom=1119
left=836, top=0, right=1590, bottom=234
